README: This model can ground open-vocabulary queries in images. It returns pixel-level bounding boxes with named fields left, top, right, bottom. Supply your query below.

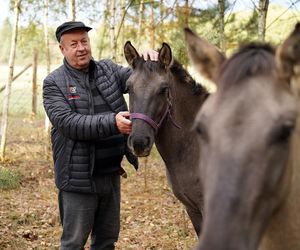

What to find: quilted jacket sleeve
left=43, top=74, right=119, bottom=141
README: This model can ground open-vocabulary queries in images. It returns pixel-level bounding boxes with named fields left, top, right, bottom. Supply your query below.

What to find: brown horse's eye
left=194, top=122, right=208, bottom=141
left=270, top=121, right=295, bottom=144
left=159, top=86, right=169, bottom=95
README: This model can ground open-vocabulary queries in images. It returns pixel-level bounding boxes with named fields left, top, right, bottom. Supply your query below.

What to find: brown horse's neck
left=170, top=70, right=209, bottom=128
left=155, top=72, right=208, bottom=166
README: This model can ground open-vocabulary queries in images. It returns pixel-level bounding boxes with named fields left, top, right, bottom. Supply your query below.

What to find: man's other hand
left=140, top=49, right=159, bottom=61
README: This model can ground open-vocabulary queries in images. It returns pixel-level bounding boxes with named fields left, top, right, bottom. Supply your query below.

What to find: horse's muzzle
left=128, top=135, right=152, bottom=157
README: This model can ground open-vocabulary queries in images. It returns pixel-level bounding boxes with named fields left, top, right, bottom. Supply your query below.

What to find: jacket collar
left=63, top=58, right=96, bottom=80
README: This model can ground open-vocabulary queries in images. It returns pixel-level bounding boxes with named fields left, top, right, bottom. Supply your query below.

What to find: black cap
left=55, top=21, right=92, bottom=42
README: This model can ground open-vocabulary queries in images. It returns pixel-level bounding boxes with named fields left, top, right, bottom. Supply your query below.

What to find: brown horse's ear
left=159, top=43, right=172, bottom=67
left=276, top=22, right=300, bottom=84
left=184, top=27, right=225, bottom=82
left=124, top=41, right=140, bottom=68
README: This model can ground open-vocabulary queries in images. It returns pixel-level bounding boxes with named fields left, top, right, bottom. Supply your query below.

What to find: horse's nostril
left=132, top=136, right=151, bottom=154
left=133, top=137, right=148, bottom=149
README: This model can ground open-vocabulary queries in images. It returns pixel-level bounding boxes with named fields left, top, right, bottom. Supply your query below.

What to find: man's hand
left=115, top=111, right=132, bottom=134
left=140, top=49, right=159, bottom=61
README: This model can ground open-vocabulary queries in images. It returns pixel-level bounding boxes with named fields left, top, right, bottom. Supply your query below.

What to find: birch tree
left=137, top=0, right=145, bottom=49
left=109, top=0, right=116, bottom=60
left=44, top=0, right=51, bottom=75
left=117, top=0, right=126, bottom=62
left=258, top=0, right=269, bottom=41
left=44, top=0, right=52, bottom=156
left=97, top=1, right=110, bottom=59
left=158, top=0, right=165, bottom=44
left=149, top=2, right=155, bottom=48
left=0, top=0, right=21, bottom=160
left=183, top=0, right=190, bottom=26
left=69, top=0, right=76, bottom=21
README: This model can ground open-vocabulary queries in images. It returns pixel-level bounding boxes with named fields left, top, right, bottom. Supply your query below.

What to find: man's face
left=59, top=29, right=92, bottom=70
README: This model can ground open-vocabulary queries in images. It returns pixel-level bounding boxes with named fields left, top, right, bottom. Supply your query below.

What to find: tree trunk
left=137, top=0, right=145, bottom=50
left=149, top=2, right=155, bottom=49
left=158, top=0, right=165, bottom=44
left=184, top=0, right=189, bottom=26
left=44, top=0, right=52, bottom=158
left=31, top=50, right=38, bottom=117
left=109, top=0, right=116, bottom=61
left=218, top=0, right=226, bottom=52
left=119, top=0, right=126, bottom=63
left=258, top=0, right=269, bottom=41
left=98, top=1, right=110, bottom=59
left=0, top=0, right=20, bottom=160
left=115, top=0, right=132, bottom=62
left=69, top=0, right=76, bottom=21
left=44, top=0, right=51, bottom=74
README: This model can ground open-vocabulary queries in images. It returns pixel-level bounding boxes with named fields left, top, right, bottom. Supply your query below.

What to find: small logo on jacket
left=68, top=85, right=80, bottom=100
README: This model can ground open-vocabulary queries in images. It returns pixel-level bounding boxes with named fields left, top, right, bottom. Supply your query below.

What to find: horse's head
left=185, top=23, right=300, bottom=250
left=124, top=41, right=173, bottom=157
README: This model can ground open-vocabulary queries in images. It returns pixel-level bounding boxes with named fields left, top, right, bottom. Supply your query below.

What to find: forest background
left=0, top=0, right=299, bottom=249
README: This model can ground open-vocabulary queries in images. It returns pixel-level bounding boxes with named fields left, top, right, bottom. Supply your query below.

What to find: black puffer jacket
left=43, top=59, right=137, bottom=193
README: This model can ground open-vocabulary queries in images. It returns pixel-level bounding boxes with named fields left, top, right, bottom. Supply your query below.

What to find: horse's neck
left=155, top=80, right=207, bottom=167
left=171, top=79, right=207, bottom=127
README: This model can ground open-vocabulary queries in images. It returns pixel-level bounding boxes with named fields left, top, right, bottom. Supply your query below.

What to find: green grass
left=0, top=168, right=21, bottom=190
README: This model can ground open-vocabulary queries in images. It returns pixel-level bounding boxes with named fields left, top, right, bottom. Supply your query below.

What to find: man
left=43, top=21, right=157, bottom=250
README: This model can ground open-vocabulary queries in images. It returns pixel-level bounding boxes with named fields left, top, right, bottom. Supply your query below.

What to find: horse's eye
left=270, top=121, right=295, bottom=144
left=193, top=122, right=208, bottom=141
left=159, top=86, right=169, bottom=95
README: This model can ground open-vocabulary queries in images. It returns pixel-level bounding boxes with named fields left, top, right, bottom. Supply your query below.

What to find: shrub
left=0, top=168, right=21, bottom=190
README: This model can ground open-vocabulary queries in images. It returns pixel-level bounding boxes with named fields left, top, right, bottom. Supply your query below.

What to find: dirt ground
left=0, top=118, right=197, bottom=249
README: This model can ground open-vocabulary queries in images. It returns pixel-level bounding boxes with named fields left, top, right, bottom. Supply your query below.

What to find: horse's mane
left=135, top=57, right=208, bottom=96
left=170, top=59, right=208, bottom=96
left=218, top=43, right=276, bottom=89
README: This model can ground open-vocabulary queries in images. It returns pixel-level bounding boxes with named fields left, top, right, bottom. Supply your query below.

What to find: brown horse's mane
left=170, top=59, right=208, bottom=96
left=135, top=56, right=208, bottom=96
left=218, top=43, right=276, bottom=89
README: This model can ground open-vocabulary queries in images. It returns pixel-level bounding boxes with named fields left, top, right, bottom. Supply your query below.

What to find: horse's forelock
left=135, top=58, right=165, bottom=73
left=218, top=43, right=276, bottom=90
left=134, top=57, right=208, bottom=96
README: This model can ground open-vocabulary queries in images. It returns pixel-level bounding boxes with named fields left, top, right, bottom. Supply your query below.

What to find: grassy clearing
left=0, top=63, right=197, bottom=249
left=0, top=117, right=197, bottom=249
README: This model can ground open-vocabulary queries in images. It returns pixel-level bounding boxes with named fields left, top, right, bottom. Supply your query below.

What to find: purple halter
left=130, top=100, right=181, bottom=134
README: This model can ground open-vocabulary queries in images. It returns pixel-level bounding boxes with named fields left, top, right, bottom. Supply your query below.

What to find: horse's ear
left=276, top=22, right=300, bottom=84
left=184, top=27, right=225, bottom=82
left=124, top=41, right=140, bottom=68
left=159, top=43, right=172, bottom=67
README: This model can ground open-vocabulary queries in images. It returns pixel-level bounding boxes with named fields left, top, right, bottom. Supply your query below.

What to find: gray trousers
left=58, top=174, right=120, bottom=250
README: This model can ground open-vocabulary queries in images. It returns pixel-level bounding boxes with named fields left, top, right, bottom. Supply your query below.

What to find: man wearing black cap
left=43, top=21, right=158, bottom=250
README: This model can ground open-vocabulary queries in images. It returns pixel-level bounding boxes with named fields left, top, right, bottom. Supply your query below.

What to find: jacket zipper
left=84, top=74, right=96, bottom=188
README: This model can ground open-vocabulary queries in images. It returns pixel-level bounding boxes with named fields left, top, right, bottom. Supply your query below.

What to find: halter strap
left=130, top=101, right=181, bottom=134
left=129, top=113, right=159, bottom=133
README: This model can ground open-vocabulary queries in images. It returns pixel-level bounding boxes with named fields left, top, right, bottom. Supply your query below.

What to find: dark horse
left=185, top=23, right=300, bottom=250
left=124, top=41, right=209, bottom=235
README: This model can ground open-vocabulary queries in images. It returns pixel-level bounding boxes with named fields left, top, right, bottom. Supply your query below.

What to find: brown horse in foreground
left=185, top=23, right=300, bottom=250
left=124, top=42, right=209, bottom=236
